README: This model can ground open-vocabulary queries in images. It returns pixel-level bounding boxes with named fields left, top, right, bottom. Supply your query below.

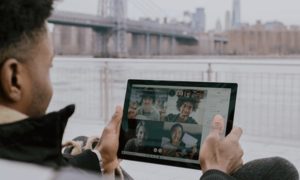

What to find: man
left=0, top=0, right=298, bottom=179
left=135, top=88, right=160, bottom=121
left=165, top=96, right=199, bottom=124
left=124, top=121, right=148, bottom=152
left=0, top=0, right=117, bottom=176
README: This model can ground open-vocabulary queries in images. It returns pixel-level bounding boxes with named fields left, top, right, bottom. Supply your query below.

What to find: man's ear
left=0, top=58, right=25, bottom=102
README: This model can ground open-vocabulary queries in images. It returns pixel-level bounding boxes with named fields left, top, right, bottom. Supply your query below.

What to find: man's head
left=176, top=97, right=198, bottom=121
left=135, top=121, right=147, bottom=145
left=140, top=88, right=156, bottom=112
left=0, top=0, right=54, bottom=117
left=170, top=123, right=183, bottom=146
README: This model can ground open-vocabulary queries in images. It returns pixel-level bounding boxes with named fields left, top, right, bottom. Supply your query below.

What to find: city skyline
left=55, top=0, right=300, bottom=31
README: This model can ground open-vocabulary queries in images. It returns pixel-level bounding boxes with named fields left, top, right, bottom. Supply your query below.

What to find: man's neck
left=0, top=105, right=28, bottom=124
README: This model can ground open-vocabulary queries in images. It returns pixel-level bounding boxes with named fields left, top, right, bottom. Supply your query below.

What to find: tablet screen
left=118, top=79, right=238, bottom=169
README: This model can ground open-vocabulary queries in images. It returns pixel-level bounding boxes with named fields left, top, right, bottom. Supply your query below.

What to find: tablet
left=118, top=79, right=238, bottom=169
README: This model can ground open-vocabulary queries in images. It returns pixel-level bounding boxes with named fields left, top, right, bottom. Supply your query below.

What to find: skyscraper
left=232, top=0, right=241, bottom=28
left=225, top=10, right=231, bottom=30
left=215, top=19, right=222, bottom=33
left=191, top=7, right=206, bottom=32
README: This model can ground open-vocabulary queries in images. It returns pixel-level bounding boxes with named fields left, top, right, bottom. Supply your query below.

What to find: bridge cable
left=128, top=0, right=156, bottom=18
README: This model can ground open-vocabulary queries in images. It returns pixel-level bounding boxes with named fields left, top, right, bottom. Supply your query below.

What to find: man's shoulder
left=165, top=113, right=177, bottom=122
left=126, top=138, right=136, bottom=146
left=152, top=106, right=159, bottom=112
left=136, top=107, right=143, bottom=114
left=187, top=117, right=198, bottom=124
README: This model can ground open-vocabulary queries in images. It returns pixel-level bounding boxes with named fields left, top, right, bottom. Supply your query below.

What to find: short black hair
left=176, top=97, right=198, bottom=111
left=140, top=88, right=156, bottom=103
left=0, top=0, right=54, bottom=64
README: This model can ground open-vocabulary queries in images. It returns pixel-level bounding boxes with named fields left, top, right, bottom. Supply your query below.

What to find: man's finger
left=107, top=106, right=123, bottom=130
left=210, top=114, right=225, bottom=135
left=227, top=127, right=243, bottom=141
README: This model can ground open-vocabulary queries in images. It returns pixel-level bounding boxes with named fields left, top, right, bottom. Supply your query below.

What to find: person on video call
left=0, top=0, right=298, bottom=179
left=124, top=121, right=148, bottom=152
left=135, top=88, right=160, bottom=121
left=162, top=123, right=197, bottom=159
left=165, top=96, right=199, bottom=124
left=127, top=101, right=138, bottom=119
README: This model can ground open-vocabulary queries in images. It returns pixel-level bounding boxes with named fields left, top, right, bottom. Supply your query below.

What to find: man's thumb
left=210, top=114, right=225, bottom=135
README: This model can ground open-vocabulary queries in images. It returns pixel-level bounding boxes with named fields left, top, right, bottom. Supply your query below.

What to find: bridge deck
left=48, top=10, right=199, bottom=41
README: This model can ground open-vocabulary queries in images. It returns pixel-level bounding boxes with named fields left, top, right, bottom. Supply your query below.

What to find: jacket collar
left=0, top=105, right=75, bottom=167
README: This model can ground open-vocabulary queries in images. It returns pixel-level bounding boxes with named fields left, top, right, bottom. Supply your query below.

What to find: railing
left=48, top=57, right=300, bottom=145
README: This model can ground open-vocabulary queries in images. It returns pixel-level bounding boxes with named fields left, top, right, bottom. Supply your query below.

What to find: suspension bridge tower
left=98, top=0, right=128, bottom=57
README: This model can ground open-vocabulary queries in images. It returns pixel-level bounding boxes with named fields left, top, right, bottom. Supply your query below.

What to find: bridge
left=49, top=11, right=197, bottom=40
left=47, top=0, right=228, bottom=57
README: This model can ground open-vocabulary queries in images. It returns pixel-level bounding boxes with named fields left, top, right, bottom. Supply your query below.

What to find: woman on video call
left=162, top=123, right=197, bottom=159
left=124, top=121, right=148, bottom=152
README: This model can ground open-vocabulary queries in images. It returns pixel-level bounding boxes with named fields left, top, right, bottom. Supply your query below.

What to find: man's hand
left=62, top=140, right=82, bottom=156
left=199, top=115, right=244, bottom=174
left=83, top=136, right=100, bottom=150
left=96, top=106, right=123, bottom=174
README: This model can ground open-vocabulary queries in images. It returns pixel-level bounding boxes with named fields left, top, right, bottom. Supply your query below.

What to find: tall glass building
left=232, top=0, right=241, bottom=27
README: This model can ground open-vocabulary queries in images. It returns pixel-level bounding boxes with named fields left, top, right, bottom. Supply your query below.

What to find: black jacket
left=0, top=105, right=100, bottom=173
left=201, top=170, right=236, bottom=180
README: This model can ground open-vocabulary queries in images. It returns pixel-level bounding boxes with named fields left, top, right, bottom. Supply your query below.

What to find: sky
left=54, top=0, right=300, bottom=31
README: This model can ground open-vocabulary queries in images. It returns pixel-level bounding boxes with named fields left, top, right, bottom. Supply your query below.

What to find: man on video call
left=165, top=89, right=204, bottom=124
left=164, top=96, right=199, bottom=124
left=0, top=0, right=298, bottom=179
left=135, top=88, right=160, bottom=121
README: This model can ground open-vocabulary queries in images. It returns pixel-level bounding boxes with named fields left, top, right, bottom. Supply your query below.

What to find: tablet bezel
left=118, top=79, right=238, bottom=170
